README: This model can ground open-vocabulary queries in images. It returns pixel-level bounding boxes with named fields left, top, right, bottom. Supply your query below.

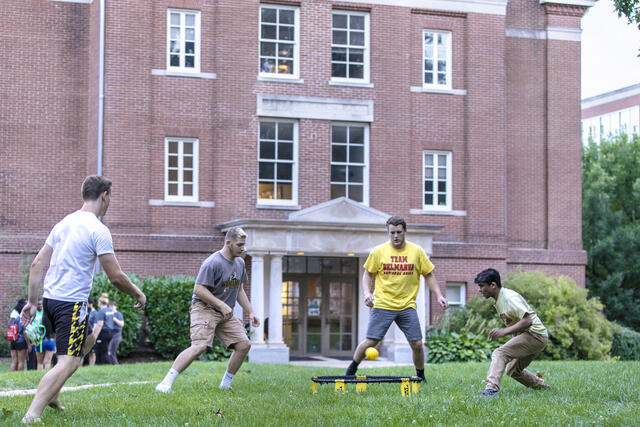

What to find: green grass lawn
left=0, top=360, right=638, bottom=426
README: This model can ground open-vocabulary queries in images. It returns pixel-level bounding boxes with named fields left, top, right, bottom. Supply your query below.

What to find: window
left=259, top=5, right=299, bottom=78
left=423, top=151, right=452, bottom=210
left=423, top=30, right=451, bottom=89
left=258, top=121, right=298, bottom=205
left=445, top=283, right=466, bottom=309
left=331, top=11, right=369, bottom=82
left=165, top=138, right=199, bottom=202
left=331, top=124, right=368, bottom=203
left=167, top=10, right=201, bottom=73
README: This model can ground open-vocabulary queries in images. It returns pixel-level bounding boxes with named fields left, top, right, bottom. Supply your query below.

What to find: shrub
left=505, top=269, right=612, bottom=360
left=425, top=329, right=497, bottom=363
left=610, top=322, right=640, bottom=361
left=142, top=275, right=231, bottom=361
left=439, top=297, right=502, bottom=336
left=90, top=273, right=143, bottom=358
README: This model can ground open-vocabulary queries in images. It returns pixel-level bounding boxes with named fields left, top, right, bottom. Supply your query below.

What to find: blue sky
left=581, top=0, right=640, bottom=99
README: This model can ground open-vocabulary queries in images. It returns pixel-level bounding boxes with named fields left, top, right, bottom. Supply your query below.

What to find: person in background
left=9, top=298, right=28, bottom=371
left=85, top=297, right=99, bottom=366
left=95, top=294, right=114, bottom=364
left=106, top=301, right=124, bottom=364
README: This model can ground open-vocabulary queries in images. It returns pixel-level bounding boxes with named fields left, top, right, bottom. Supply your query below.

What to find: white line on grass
left=0, top=381, right=152, bottom=397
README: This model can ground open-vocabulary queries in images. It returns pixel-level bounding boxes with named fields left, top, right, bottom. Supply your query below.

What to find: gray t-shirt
left=191, top=251, right=248, bottom=310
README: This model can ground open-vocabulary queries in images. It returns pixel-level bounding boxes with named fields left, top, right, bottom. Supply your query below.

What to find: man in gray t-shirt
left=156, top=227, right=260, bottom=393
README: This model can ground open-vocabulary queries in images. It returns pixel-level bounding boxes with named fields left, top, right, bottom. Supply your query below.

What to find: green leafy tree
left=614, top=0, right=640, bottom=29
left=583, top=134, right=640, bottom=330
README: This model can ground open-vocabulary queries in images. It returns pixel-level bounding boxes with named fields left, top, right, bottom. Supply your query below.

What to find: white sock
left=219, top=371, right=235, bottom=389
left=161, top=368, right=180, bottom=387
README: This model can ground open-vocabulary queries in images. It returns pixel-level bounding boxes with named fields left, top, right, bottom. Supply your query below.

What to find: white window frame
left=257, top=120, right=299, bottom=206
left=422, top=30, right=452, bottom=90
left=330, top=123, right=370, bottom=205
left=330, top=11, right=370, bottom=84
left=165, top=137, right=199, bottom=202
left=167, top=9, right=201, bottom=73
left=445, top=282, right=466, bottom=310
left=258, top=5, right=300, bottom=80
left=422, top=150, right=452, bottom=211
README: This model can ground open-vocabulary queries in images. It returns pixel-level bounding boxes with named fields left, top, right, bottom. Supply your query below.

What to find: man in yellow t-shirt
left=345, top=216, right=448, bottom=379
left=475, top=268, right=551, bottom=396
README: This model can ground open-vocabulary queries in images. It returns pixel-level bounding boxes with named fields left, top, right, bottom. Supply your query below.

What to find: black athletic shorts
left=43, top=298, right=89, bottom=357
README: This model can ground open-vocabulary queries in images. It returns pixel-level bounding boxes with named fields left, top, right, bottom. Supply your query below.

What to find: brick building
left=1, top=0, right=591, bottom=362
left=581, top=83, right=640, bottom=144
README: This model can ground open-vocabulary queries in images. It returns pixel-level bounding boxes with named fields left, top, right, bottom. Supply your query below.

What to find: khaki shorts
left=190, top=300, right=248, bottom=348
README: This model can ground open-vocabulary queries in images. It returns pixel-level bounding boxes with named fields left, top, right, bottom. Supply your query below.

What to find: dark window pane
left=277, top=59, right=292, bottom=74
left=350, top=15, right=364, bottom=30
left=184, top=143, right=193, bottom=154
left=438, top=181, right=446, bottom=192
left=168, top=141, right=178, bottom=153
left=260, top=122, right=276, bottom=139
left=277, top=163, right=292, bottom=180
left=261, top=25, right=277, bottom=39
left=183, top=184, right=193, bottom=196
left=279, top=26, right=294, bottom=41
left=424, top=181, right=433, bottom=192
left=425, top=59, right=433, bottom=72
left=288, top=256, right=306, bottom=273
left=332, top=145, right=347, bottom=162
left=168, top=169, right=178, bottom=181
left=425, top=194, right=433, bottom=205
left=261, top=58, right=275, bottom=73
left=279, top=9, right=294, bottom=25
left=438, top=73, right=447, bottom=85
left=322, top=257, right=340, bottom=273
left=183, top=156, right=192, bottom=168
left=168, top=183, right=178, bottom=196
left=425, top=72, right=433, bottom=84
left=333, top=30, right=347, bottom=45
left=332, top=62, right=346, bottom=78
left=259, top=162, right=274, bottom=179
left=185, top=42, right=194, bottom=54
left=278, top=142, right=293, bottom=160
left=348, top=64, right=363, bottom=79
left=350, top=32, right=364, bottom=46
left=349, top=146, right=363, bottom=163
left=332, top=47, right=347, bottom=62
left=308, top=257, right=321, bottom=273
left=348, top=166, right=363, bottom=183
left=348, top=49, right=363, bottom=63
left=332, top=13, right=347, bottom=28
left=260, top=141, right=275, bottom=159
left=332, top=126, right=347, bottom=143
left=349, top=126, right=364, bottom=144
left=170, top=40, right=180, bottom=53
left=168, top=156, right=178, bottom=168
left=261, top=8, right=277, bottom=23
left=438, top=194, right=446, bottom=205
left=278, top=123, right=293, bottom=140
left=185, top=55, right=194, bottom=68
left=348, top=185, right=363, bottom=202
left=277, top=183, right=292, bottom=199
left=259, top=182, right=274, bottom=199
left=170, top=55, right=180, bottom=67
left=331, top=165, right=346, bottom=182
left=261, top=42, right=276, bottom=56
left=331, top=184, right=345, bottom=199
left=183, top=170, right=193, bottom=182
left=438, top=60, right=447, bottom=72
left=279, top=44, right=293, bottom=58
left=342, top=258, right=358, bottom=274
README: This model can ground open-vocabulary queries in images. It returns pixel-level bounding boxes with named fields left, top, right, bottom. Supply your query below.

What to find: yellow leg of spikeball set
left=400, top=378, right=411, bottom=397
left=335, top=380, right=346, bottom=393
left=356, top=376, right=367, bottom=393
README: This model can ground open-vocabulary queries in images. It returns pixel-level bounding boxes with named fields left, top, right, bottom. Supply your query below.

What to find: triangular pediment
left=287, top=197, right=390, bottom=224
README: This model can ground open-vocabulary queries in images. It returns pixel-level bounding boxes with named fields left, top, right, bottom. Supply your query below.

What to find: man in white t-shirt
left=20, top=175, right=146, bottom=423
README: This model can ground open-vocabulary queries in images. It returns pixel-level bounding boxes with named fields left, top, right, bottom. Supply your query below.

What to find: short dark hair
left=386, top=216, right=406, bottom=230
left=474, top=268, right=502, bottom=288
left=82, top=175, right=112, bottom=201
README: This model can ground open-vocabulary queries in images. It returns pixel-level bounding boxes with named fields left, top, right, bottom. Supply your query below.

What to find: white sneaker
left=155, top=383, right=171, bottom=393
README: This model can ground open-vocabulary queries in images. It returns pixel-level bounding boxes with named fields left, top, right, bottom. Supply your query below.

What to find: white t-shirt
left=43, top=210, right=114, bottom=302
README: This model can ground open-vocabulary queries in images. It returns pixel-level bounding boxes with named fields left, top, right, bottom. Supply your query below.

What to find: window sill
left=410, top=208, right=467, bottom=216
left=151, top=69, right=217, bottom=79
left=410, top=86, right=467, bottom=95
left=256, top=203, right=301, bottom=210
left=328, top=80, right=374, bottom=88
left=149, top=200, right=215, bottom=208
left=257, top=76, right=304, bottom=84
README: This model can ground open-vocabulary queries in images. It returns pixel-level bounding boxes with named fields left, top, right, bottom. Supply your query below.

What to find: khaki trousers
left=486, top=331, right=548, bottom=392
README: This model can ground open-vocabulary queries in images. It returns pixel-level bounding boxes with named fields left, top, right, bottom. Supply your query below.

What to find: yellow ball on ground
left=365, top=347, right=379, bottom=360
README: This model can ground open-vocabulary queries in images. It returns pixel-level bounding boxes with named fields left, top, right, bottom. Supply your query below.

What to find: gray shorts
left=366, top=307, right=423, bottom=342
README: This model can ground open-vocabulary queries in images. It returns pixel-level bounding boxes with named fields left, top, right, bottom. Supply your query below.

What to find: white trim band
left=540, top=0, right=596, bottom=7
left=410, top=86, right=467, bottom=95
left=331, top=0, right=507, bottom=15
left=149, top=200, right=215, bottom=207
left=410, top=209, right=467, bottom=216
left=151, top=69, right=217, bottom=79
left=582, top=84, right=640, bottom=109
left=257, top=94, right=374, bottom=122
left=506, top=27, right=581, bottom=41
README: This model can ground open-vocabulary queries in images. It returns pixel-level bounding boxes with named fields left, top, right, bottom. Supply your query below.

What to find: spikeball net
left=311, top=375, right=423, bottom=396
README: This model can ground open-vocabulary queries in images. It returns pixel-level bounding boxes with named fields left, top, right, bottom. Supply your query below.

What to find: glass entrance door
left=282, top=256, right=358, bottom=357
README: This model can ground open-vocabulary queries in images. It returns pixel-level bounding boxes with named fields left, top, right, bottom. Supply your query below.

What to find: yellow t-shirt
left=363, top=241, right=434, bottom=311
left=494, top=288, right=547, bottom=337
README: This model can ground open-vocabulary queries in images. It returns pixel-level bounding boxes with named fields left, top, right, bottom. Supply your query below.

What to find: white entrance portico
left=219, top=197, right=441, bottom=363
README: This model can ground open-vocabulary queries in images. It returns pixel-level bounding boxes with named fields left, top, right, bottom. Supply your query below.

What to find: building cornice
left=331, top=0, right=507, bottom=16
left=582, top=83, right=640, bottom=110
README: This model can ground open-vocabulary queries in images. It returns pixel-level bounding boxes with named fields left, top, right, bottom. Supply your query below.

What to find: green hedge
left=425, top=329, right=496, bottom=363
left=89, top=273, right=143, bottom=358
left=610, top=323, right=640, bottom=360
left=142, top=276, right=231, bottom=361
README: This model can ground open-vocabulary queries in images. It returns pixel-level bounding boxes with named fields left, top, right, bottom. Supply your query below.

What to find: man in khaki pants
left=474, top=268, right=551, bottom=396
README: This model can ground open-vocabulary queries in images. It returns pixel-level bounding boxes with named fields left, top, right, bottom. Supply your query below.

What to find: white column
left=249, top=253, right=265, bottom=345
left=268, top=254, right=284, bottom=344
left=417, top=276, right=426, bottom=331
